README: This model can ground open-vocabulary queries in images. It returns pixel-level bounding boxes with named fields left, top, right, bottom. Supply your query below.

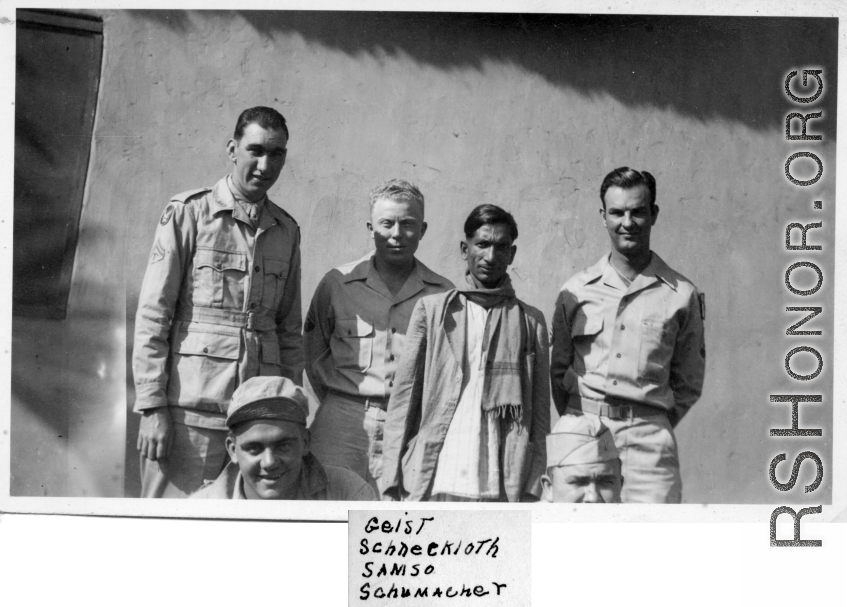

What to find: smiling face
left=461, top=223, right=517, bottom=288
left=226, top=419, right=307, bottom=500
left=227, top=123, right=288, bottom=202
left=367, top=197, right=427, bottom=269
left=601, top=185, right=658, bottom=259
left=541, top=460, right=623, bottom=503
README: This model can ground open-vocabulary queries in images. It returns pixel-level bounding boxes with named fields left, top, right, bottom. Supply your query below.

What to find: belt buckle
left=246, top=311, right=255, bottom=331
left=607, top=404, right=622, bottom=420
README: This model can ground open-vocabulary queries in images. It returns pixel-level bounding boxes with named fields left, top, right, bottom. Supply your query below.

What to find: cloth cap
left=226, top=376, right=309, bottom=429
left=546, top=415, right=619, bottom=467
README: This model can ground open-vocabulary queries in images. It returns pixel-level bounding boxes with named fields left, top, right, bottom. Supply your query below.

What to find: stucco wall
left=13, top=11, right=837, bottom=503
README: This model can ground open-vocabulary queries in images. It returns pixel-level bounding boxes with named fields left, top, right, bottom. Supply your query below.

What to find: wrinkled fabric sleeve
left=276, top=225, right=304, bottom=385
left=524, top=313, right=551, bottom=500
left=380, top=298, right=428, bottom=499
left=668, top=288, right=706, bottom=426
left=349, top=480, right=377, bottom=501
left=549, top=289, right=574, bottom=416
left=303, top=274, right=334, bottom=401
left=132, top=203, right=196, bottom=413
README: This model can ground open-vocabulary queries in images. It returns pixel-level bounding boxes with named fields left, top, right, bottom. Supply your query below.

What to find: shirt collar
left=585, top=252, right=678, bottom=292
left=233, top=471, right=246, bottom=499
left=342, top=252, right=448, bottom=290
left=581, top=255, right=608, bottom=285
left=211, top=177, right=269, bottom=228
left=640, top=252, right=678, bottom=291
left=296, top=452, right=329, bottom=499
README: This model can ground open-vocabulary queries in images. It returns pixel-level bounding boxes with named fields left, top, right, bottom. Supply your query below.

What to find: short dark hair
left=233, top=106, right=289, bottom=141
left=463, top=204, right=518, bottom=242
left=599, top=167, right=656, bottom=209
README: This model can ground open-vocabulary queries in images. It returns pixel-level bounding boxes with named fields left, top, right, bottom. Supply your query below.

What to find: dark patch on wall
left=130, top=11, right=838, bottom=136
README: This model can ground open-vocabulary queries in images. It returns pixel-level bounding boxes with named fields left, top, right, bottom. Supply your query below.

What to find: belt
left=327, top=389, right=387, bottom=411
left=567, top=395, right=665, bottom=421
left=175, top=306, right=277, bottom=332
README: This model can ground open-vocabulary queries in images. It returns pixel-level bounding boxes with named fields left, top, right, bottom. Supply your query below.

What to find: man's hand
left=137, top=407, right=173, bottom=461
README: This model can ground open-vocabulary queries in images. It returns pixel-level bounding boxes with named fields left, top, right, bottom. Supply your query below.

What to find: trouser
left=565, top=406, right=682, bottom=503
left=308, top=392, right=385, bottom=496
left=140, top=421, right=229, bottom=498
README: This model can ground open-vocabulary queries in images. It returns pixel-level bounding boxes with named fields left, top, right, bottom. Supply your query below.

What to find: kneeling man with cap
left=542, top=415, right=623, bottom=503
left=192, top=377, right=375, bottom=500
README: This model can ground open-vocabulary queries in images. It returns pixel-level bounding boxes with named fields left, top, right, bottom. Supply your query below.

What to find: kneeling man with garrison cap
left=542, top=415, right=622, bottom=503
left=192, top=377, right=374, bottom=500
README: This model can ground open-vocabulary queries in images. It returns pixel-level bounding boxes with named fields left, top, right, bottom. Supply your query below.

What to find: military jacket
left=550, top=253, right=705, bottom=425
left=133, top=177, right=303, bottom=427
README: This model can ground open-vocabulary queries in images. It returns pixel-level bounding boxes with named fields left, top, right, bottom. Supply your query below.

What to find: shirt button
left=391, top=328, right=396, bottom=334
left=616, top=353, right=621, bottom=358
left=613, top=380, right=618, bottom=385
left=254, top=266, right=260, bottom=273
left=389, top=381, right=394, bottom=388
left=250, top=302, right=257, bottom=309
left=621, top=324, right=625, bottom=330
left=389, top=355, right=395, bottom=362
left=203, top=347, right=208, bottom=353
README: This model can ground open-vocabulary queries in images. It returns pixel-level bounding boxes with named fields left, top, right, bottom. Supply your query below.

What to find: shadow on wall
left=131, top=10, right=838, bottom=137
left=12, top=278, right=126, bottom=497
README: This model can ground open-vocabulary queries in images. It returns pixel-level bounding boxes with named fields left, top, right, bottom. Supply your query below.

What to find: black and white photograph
left=1, top=1, right=845, bottom=604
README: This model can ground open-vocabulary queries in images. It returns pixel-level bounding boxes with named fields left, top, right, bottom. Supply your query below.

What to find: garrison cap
left=546, top=415, right=619, bottom=467
left=226, top=376, right=309, bottom=428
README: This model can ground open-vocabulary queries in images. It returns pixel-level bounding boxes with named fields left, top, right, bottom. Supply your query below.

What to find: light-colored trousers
left=140, top=422, right=229, bottom=499
left=309, top=392, right=385, bottom=496
left=565, top=407, right=682, bottom=503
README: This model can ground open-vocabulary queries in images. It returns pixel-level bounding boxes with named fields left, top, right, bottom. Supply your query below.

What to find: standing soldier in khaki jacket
left=133, top=107, right=303, bottom=498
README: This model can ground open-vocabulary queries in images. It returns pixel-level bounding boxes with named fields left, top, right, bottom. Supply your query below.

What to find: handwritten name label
left=349, top=510, right=530, bottom=605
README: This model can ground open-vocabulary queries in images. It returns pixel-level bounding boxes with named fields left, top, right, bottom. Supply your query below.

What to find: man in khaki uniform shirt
left=551, top=167, right=705, bottom=503
left=133, top=107, right=303, bottom=498
left=305, top=180, right=452, bottom=492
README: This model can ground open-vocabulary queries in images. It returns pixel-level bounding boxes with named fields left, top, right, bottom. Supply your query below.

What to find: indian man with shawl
left=380, top=204, right=550, bottom=502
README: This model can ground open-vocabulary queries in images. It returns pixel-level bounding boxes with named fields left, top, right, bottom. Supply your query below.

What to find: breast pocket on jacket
left=194, top=248, right=247, bottom=309
left=571, top=313, right=604, bottom=373
left=638, top=317, right=678, bottom=385
left=333, top=318, right=374, bottom=373
left=260, top=257, right=289, bottom=310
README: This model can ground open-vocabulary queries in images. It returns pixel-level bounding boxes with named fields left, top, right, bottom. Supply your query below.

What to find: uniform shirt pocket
left=570, top=313, right=604, bottom=372
left=194, top=248, right=247, bottom=309
left=333, top=317, right=375, bottom=373
left=260, top=257, right=289, bottom=310
left=638, top=317, right=678, bottom=385
left=167, top=329, right=240, bottom=413
left=259, top=333, right=282, bottom=375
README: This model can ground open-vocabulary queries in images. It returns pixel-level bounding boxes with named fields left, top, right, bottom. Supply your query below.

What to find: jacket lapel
left=442, top=291, right=466, bottom=368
